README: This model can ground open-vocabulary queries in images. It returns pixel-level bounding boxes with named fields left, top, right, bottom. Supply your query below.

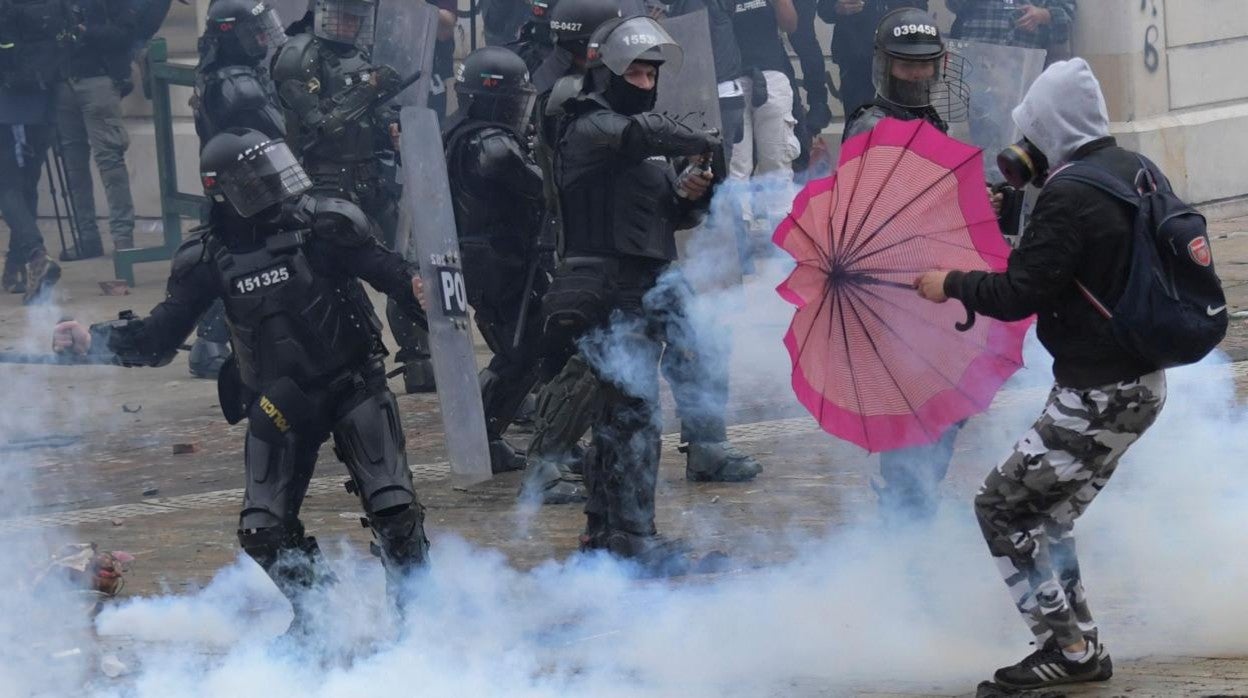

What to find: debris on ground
left=98, top=280, right=130, bottom=296
left=172, top=441, right=201, bottom=454
left=28, top=543, right=134, bottom=616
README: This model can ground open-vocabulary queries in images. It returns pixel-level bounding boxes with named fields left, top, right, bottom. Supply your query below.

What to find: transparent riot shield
left=661, top=10, right=736, bottom=288
left=398, top=106, right=493, bottom=487
left=372, top=0, right=439, bottom=107
left=946, top=40, right=1046, bottom=184
left=269, top=0, right=310, bottom=28
left=656, top=9, right=721, bottom=134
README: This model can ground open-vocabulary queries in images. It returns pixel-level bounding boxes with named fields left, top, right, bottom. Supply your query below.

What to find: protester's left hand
left=1015, top=5, right=1051, bottom=32
left=914, top=271, right=950, bottom=303
left=412, top=276, right=428, bottom=311
left=679, top=170, right=714, bottom=200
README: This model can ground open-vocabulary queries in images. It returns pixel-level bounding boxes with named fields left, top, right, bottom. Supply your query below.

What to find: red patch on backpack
left=1188, top=237, right=1212, bottom=267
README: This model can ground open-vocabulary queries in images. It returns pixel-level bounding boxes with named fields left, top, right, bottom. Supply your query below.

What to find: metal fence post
left=113, top=38, right=207, bottom=286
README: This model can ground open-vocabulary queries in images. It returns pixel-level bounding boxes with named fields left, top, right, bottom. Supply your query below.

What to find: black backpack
left=1050, top=155, right=1228, bottom=369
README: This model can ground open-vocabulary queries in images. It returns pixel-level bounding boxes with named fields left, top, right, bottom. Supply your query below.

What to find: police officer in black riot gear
left=187, top=0, right=289, bottom=380
left=519, top=1, right=762, bottom=507
left=539, top=17, right=719, bottom=571
left=510, top=0, right=558, bottom=73
left=842, top=7, right=961, bottom=142
left=442, top=46, right=543, bottom=475
left=842, top=8, right=970, bottom=525
left=52, top=129, right=432, bottom=629
left=272, top=0, right=436, bottom=394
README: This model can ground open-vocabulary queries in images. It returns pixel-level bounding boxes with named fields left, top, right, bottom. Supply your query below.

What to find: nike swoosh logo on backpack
left=1207, top=305, right=1227, bottom=316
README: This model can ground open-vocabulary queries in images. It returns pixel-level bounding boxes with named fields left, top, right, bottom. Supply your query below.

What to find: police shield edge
left=658, top=10, right=739, bottom=288
left=399, top=106, right=493, bottom=487
left=946, top=40, right=1046, bottom=183
left=371, top=0, right=438, bottom=107
left=267, top=0, right=309, bottom=27
left=656, top=10, right=721, bottom=135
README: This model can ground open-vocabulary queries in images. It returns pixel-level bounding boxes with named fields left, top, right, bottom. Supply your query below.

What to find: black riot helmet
left=550, top=0, right=621, bottom=58
left=583, top=16, right=682, bottom=115
left=313, top=0, right=376, bottom=47
left=202, top=0, right=288, bottom=64
left=872, top=8, right=947, bottom=109
left=454, top=47, right=539, bottom=134
left=200, top=128, right=312, bottom=218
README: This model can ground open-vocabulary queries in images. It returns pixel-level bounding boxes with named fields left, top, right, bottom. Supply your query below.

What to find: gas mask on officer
left=997, top=137, right=1050, bottom=188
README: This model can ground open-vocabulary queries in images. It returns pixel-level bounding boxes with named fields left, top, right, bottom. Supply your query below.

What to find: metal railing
left=114, top=38, right=205, bottom=286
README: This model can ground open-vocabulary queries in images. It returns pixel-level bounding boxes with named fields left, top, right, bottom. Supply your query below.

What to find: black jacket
left=944, top=137, right=1157, bottom=389
left=816, top=0, right=927, bottom=64
left=66, top=0, right=136, bottom=80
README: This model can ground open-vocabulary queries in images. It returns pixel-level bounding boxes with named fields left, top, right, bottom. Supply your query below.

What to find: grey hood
left=1011, top=58, right=1110, bottom=167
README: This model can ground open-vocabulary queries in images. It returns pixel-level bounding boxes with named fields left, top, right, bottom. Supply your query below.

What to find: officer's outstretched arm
left=90, top=238, right=219, bottom=367
left=618, top=112, right=721, bottom=160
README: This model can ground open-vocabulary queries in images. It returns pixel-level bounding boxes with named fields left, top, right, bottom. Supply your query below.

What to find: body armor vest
left=194, top=64, right=286, bottom=142
left=275, top=35, right=381, bottom=193
left=557, top=108, right=681, bottom=262
left=211, top=230, right=381, bottom=391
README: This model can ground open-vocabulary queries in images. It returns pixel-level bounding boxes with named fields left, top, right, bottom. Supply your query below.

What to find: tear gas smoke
left=3, top=183, right=1247, bottom=696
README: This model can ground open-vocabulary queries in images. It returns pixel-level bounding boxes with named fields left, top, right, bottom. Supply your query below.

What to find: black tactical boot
left=488, top=438, right=526, bottom=473
left=682, top=441, right=763, bottom=482
left=58, top=239, right=104, bottom=262
left=605, top=531, right=693, bottom=578
left=517, top=455, right=587, bottom=504
left=401, top=357, right=436, bottom=394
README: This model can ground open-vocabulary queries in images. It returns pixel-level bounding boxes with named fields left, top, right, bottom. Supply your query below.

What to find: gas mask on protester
left=997, top=137, right=1050, bottom=188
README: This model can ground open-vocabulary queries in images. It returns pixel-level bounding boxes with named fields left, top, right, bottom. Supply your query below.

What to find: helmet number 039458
left=894, top=24, right=937, bottom=37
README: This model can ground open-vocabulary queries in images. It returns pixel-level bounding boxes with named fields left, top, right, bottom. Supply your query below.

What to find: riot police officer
left=442, top=46, right=543, bottom=474
left=52, top=128, right=431, bottom=628
left=843, top=8, right=968, bottom=524
left=272, top=0, right=435, bottom=393
left=541, top=17, right=719, bottom=571
left=519, top=0, right=763, bottom=506
left=187, top=0, right=289, bottom=380
left=842, top=7, right=957, bottom=141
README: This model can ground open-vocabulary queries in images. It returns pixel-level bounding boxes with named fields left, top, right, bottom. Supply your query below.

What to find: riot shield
left=269, top=0, right=310, bottom=27
left=372, top=0, right=438, bottom=107
left=947, top=40, right=1046, bottom=184
left=655, top=10, right=721, bottom=134
left=398, top=106, right=493, bottom=488
left=660, top=10, right=736, bottom=288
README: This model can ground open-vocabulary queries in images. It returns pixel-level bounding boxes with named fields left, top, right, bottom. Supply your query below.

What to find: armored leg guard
left=480, top=364, right=538, bottom=473
left=331, top=386, right=418, bottom=516
left=367, top=502, right=431, bottom=589
left=386, top=298, right=435, bottom=394
left=237, top=521, right=334, bottom=636
left=519, top=354, right=604, bottom=505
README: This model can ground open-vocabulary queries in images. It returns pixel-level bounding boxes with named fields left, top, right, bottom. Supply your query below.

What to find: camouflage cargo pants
left=974, top=371, right=1166, bottom=648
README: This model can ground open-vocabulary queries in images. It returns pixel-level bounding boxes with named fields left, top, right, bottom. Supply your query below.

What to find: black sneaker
left=993, top=644, right=1101, bottom=689
left=1041, top=635, right=1112, bottom=682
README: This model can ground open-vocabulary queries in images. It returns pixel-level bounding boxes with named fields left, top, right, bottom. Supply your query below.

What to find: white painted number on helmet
left=894, top=24, right=937, bottom=37
left=550, top=21, right=583, bottom=31
left=621, top=33, right=659, bottom=46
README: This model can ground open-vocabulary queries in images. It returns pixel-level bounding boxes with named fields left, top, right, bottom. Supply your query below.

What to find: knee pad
left=368, top=503, right=430, bottom=569
left=333, top=390, right=415, bottom=514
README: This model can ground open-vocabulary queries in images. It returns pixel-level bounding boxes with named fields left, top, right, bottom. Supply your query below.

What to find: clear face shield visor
left=314, top=0, right=376, bottom=47
left=235, top=6, right=289, bottom=58
left=215, top=140, right=313, bottom=218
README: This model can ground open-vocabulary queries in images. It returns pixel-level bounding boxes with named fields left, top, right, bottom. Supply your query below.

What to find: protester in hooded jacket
left=915, top=58, right=1165, bottom=691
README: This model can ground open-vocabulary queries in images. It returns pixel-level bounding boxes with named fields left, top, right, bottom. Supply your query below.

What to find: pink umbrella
left=773, top=117, right=1031, bottom=452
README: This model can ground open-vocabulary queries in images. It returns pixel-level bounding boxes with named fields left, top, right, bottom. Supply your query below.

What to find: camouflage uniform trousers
left=974, top=371, right=1166, bottom=649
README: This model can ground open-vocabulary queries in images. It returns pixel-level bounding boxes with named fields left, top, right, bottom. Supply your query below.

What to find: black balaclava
left=602, top=64, right=659, bottom=116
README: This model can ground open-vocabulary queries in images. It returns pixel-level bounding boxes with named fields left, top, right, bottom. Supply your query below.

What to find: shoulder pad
left=546, top=75, right=583, bottom=117
left=474, top=128, right=529, bottom=178
left=170, top=232, right=212, bottom=281
left=842, top=105, right=885, bottom=142
left=310, top=196, right=376, bottom=246
left=271, top=33, right=319, bottom=83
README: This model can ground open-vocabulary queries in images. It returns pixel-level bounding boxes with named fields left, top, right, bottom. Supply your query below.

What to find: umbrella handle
left=955, top=304, right=976, bottom=332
